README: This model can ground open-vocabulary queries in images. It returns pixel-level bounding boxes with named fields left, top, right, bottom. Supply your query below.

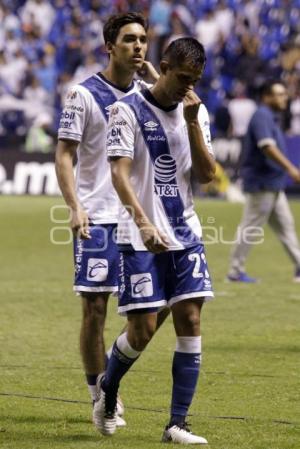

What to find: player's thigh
left=240, top=192, right=276, bottom=227
left=73, top=224, right=119, bottom=295
left=167, top=243, right=214, bottom=309
left=118, top=250, right=168, bottom=315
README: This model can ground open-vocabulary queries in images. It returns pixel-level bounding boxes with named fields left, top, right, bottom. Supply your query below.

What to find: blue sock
left=170, top=351, right=201, bottom=426
left=102, top=336, right=140, bottom=395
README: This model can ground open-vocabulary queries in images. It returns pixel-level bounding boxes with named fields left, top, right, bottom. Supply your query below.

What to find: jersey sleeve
left=57, top=85, right=90, bottom=142
left=198, top=103, right=214, bottom=157
left=106, top=102, right=136, bottom=160
left=251, top=109, right=276, bottom=148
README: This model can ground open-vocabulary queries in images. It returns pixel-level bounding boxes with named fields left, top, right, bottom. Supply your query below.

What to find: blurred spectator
left=34, top=50, right=57, bottom=94
left=0, top=49, right=27, bottom=95
left=215, top=0, right=235, bottom=40
left=62, top=22, right=84, bottom=74
left=72, top=53, right=105, bottom=85
left=1, top=0, right=300, bottom=141
left=149, top=0, right=173, bottom=64
left=25, top=112, right=54, bottom=152
left=21, top=0, right=55, bottom=36
left=235, top=32, right=267, bottom=95
left=228, top=81, right=257, bottom=137
left=195, top=8, right=222, bottom=52
left=23, top=73, right=52, bottom=120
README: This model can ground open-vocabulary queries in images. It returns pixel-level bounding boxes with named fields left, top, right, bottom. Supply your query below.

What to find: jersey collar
left=96, top=72, right=134, bottom=93
left=142, top=88, right=178, bottom=112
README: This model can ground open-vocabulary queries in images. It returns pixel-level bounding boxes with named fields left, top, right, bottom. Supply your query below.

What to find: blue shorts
left=118, top=243, right=214, bottom=315
left=73, top=224, right=119, bottom=294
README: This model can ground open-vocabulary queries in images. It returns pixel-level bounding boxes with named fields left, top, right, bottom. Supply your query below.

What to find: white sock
left=88, top=385, right=97, bottom=402
left=116, top=332, right=141, bottom=359
left=106, top=346, right=113, bottom=360
left=175, top=336, right=202, bottom=354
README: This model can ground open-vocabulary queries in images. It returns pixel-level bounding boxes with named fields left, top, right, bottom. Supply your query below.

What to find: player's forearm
left=111, top=165, right=150, bottom=228
left=263, top=144, right=296, bottom=173
left=55, top=145, right=79, bottom=211
left=187, top=121, right=216, bottom=183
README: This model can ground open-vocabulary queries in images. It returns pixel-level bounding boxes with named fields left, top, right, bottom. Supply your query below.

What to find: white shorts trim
left=169, top=291, right=214, bottom=307
left=74, top=285, right=118, bottom=293
left=118, top=299, right=167, bottom=316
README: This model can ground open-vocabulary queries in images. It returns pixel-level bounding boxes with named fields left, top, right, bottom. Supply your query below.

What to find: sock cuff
left=175, top=336, right=201, bottom=354
left=116, top=332, right=141, bottom=359
left=106, top=346, right=113, bottom=360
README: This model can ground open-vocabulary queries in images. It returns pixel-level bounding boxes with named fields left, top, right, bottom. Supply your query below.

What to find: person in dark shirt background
left=227, top=80, right=300, bottom=283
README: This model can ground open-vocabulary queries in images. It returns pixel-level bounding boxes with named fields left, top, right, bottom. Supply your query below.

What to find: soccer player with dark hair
left=227, top=80, right=300, bottom=282
left=55, top=12, right=169, bottom=427
left=94, top=37, right=216, bottom=444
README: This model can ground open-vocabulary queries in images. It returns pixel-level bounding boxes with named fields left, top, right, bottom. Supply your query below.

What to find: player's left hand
left=183, top=90, right=201, bottom=123
left=137, top=61, right=159, bottom=83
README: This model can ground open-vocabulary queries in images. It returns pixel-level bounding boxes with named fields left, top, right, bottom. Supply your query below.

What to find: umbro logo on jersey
left=87, top=258, right=108, bottom=282
left=144, top=120, right=158, bottom=131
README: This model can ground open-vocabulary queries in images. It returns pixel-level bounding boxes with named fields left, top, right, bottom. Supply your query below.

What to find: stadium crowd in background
left=1, top=0, right=300, bottom=148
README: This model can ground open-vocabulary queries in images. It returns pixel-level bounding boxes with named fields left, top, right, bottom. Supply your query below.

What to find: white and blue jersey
left=58, top=73, right=148, bottom=224
left=58, top=74, right=149, bottom=293
left=107, top=88, right=214, bottom=251
left=107, top=88, right=214, bottom=313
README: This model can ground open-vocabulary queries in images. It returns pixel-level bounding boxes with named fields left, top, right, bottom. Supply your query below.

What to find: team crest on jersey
left=67, top=90, right=77, bottom=100
left=144, top=120, right=158, bottom=131
left=111, top=106, right=119, bottom=116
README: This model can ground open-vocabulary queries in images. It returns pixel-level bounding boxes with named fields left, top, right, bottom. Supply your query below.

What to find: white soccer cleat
left=161, top=424, right=208, bottom=444
left=93, top=376, right=117, bottom=436
left=116, top=415, right=126, bottom=427
left=117, top=394, right=125, bottom=417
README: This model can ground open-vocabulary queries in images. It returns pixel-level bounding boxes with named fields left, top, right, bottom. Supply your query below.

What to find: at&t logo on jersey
left=130, top=273, right=153, bottom=298
left=154, top=155, right=179, bottom=197
left=144, top=120, right=159, bottom=131
left=87, top=258, right=108, bottom=282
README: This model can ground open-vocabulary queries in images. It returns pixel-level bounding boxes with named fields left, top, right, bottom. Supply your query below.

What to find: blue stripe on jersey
left=121, top=93, right=199, bottom=247
left=80, top=75, right=117, bottom=122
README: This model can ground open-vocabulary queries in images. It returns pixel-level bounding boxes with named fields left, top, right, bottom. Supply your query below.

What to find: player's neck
left=150, top=83, right=176, bottom=108
left=102, top=64, right=134, bottom=90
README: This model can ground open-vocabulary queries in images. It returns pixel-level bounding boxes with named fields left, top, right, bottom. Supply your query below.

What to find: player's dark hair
left=103, top=13, right=148, bottom=44
left=162, top=37, right=206, bottom=70
left=260, top=80, right=285, bottom=98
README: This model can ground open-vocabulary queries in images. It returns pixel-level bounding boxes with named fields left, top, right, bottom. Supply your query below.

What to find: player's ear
left=106, top=42, right=113, bottom=56
left=160, top=60, right=169, bottom=75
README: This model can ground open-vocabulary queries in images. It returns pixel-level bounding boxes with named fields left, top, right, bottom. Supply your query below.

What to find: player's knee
left=177, top=309, right=201, bottom=335
left=81, top=293, right=108, bottom=325
left=128, top=321, right=156, bottom=351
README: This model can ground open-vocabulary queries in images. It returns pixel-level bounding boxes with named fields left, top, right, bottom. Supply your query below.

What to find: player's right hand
left=137, top=61, right=159, bottom=83
left=71, top=206, right=91, bottom=239
left=140, top=223, right=169, bottom=253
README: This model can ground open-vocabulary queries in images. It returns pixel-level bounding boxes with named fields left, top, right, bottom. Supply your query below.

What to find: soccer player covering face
left=94, top=38, right=216, bottom=444
left=55, top=13, right=170, bottom=428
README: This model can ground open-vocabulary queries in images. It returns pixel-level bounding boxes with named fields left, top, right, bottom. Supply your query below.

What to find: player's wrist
left=135, top=216, right=152, bottom=229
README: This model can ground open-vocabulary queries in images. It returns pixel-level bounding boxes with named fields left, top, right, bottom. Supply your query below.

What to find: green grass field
left=0, top=196, right=299, bottom=449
